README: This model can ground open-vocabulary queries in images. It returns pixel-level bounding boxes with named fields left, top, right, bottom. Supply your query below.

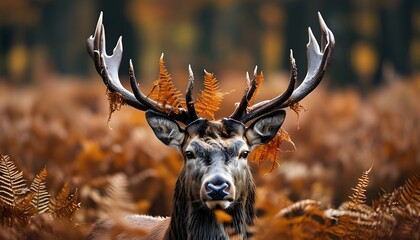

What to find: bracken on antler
left=195, top=70, right=228, bottom=119
left=106, top=90, right=125, bottom=128
left=252, top=128, right=295, bottom=173
left=149, top=55, right=186, bottom=114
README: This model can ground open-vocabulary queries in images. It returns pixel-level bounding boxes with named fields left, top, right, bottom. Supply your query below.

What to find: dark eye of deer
left=184, top=151, right=195, bottom=160
left=239, top=151, right=249, bottom=159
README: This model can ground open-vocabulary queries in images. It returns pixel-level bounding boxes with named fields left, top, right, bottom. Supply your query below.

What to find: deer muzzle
left=201, top=175, right=235, bottom=209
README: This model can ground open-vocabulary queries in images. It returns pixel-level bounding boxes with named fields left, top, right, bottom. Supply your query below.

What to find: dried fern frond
left=258, top=170, right=419, bottom=239
left=99, top=174, right=136, bottom=218
left=371, top=173, right=420, bottom=239
left=0, top=193, right=36, bottom=228
left=290, top=102, right=307, bottom=129
left=195, top=70, right=228, bottom=119
left=276, top=199, right=320, bottom=218
left=93, top=174, right=147, bottom=238
left=106, top=90, right=125, bottom=128
left=0, top=155, right=28, bottom=206
left=397, top=172, right=420, bottom=208
left=324, top=207, right=379, bottom=239
left=149, top=55, right=185, bottom=114
left=347, top=166, right=372, bottom=207
left=252, top=128, right=295, bottom=173
left=49, top=183, right=80, bottom=220
left=29, top=167, right=50, bottom=214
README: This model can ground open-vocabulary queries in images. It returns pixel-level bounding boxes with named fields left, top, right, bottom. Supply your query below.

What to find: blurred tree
left=0, top=0, right=418, bottom=88
left=375, top=0, right=412, bottom=83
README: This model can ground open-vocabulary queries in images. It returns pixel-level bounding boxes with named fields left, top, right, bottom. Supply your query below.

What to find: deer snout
left=201, top=175, right=235, bottom=209
left=207, top=182, right=229, bottom=200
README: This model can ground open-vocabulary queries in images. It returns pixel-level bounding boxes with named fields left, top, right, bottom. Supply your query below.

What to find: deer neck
left=166, top=171, right=256, bottom=240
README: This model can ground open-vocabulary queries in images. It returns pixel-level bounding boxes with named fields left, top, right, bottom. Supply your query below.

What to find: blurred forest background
left=0, top=0, right=419, bottom=239
left=1, top=0, right=419, bottom=87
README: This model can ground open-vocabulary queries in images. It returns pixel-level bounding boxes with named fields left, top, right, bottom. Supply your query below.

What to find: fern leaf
left=99, top=174, right=136, bottom=218
left=49, top=183, right=80, bottom=220
left=195, top=70, right=228, bottom=119
left=371, top=173, right=420, bottom=239
left=149, top=55, right=185, bottom=114
left=252, top=128, right=295, bottom=173
left=289, top=102, right=307, bottom=129
left=347, top=166, right=372, bottom=207
left=0, top=192, right=36, bottom=228
left=15, top=191, right=36, bottom=215
left=398, top=173, right=420, bottom=208
left=0, top=155, right=28, bottom=206
left=29, top=167, right=50, bottom=213
left=106, top=90, right=125, bottom=128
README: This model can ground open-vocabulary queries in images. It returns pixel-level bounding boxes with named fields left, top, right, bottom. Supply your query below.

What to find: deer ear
left=145, top=110, right=185, bottom=148
left=245, top=110, right=286, bottom=148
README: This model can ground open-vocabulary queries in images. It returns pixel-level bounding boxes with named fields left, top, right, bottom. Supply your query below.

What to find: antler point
left=307, top=27, right=316, bottom=45
left=188, top=64, right=194, bottom=77
left=318, top=12, right=328, bottom=31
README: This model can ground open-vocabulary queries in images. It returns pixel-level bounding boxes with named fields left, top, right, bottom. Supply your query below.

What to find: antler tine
left=185, top=65, right=199, bottom=122
left=87, top=12, right=147, bottom=110
left=280, top=12, right=335, bottom=107
left=235, top=12, right=334, bottom=124
left=239, top=52, right=297, bottom=123
left=87, top=12, right=193, bottom=125
left=229, top=66, right=259, bottom=120
left=128, top=58, right=191, bottom=123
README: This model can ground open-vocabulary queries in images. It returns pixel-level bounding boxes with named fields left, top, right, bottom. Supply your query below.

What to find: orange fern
left=195, top=70, right=228, bottom=119
left=29, top=167, right=50, bottom=214
left=347, top=166, right=372, bottom=207
left=0, top=155, right=80, bottom=228
left=49, top=183, right=80, bottom=220
left=106, top=90, right=125, bottom=128
left=149, top=54, right=185, bottom=114
left=290, top=102, right=307, bottom=129
left=0, top=155, right=28, bottom=206
left=252, top=128, right=295, bottom=173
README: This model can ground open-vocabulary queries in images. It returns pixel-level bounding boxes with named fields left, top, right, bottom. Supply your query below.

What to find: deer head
left=87, top=11, right=334, bottom=239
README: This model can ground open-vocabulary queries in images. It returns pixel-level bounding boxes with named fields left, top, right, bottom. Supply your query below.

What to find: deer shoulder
left=88, top=215, right=170, bottom=240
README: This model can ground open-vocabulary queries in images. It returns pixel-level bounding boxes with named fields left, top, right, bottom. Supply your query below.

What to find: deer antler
left=87, top=12, right=198, bottom=125
left=88, top=12, right=333, bottom=126
left=230, top=12, right=335, bottom=124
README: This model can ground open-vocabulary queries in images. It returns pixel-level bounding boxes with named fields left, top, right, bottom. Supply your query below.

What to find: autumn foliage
left=0, top=71, right=419, bottom=238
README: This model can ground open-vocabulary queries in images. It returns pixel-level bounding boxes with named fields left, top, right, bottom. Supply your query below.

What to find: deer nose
left=206, top=177, right=230, bottom=200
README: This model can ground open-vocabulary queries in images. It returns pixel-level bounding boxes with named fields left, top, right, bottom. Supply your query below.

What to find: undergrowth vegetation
left=0, top=74, right=419, bottom=239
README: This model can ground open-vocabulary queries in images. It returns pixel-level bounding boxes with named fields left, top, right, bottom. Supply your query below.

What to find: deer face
left=146, top=110, right=285, bottom=210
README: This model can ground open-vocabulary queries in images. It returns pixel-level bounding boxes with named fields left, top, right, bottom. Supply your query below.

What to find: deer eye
left=239, top=151, right=249, bottom=159
left=184, top=151, right=195, bottom=160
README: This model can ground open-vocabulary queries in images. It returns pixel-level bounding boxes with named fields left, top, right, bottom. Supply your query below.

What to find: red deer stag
left=87, top=12, right=334, bottom=240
